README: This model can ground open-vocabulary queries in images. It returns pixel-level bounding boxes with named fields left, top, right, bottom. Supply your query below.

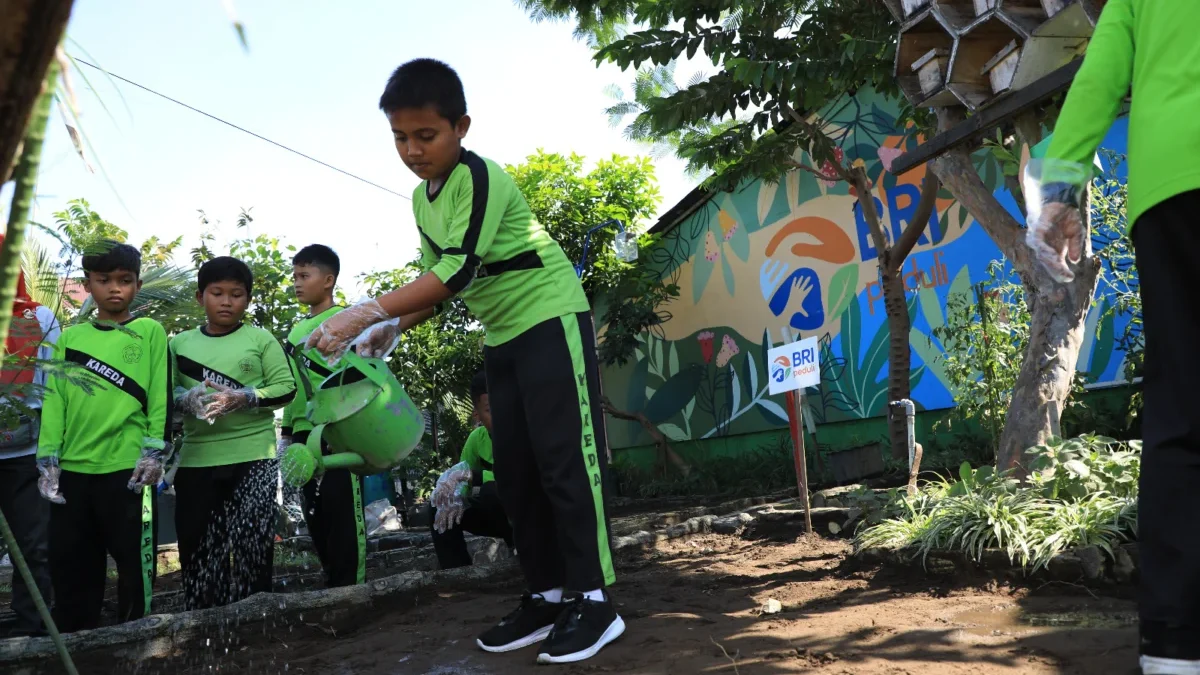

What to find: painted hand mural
left=602, top=91, right=1136, bottom=450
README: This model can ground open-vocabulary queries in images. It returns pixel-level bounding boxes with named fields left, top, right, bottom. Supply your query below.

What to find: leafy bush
left=855, top=435, right=1140, bottom=571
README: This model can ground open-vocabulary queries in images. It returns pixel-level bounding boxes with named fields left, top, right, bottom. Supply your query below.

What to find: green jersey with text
left=281, top=306, right=346, bottom=437
left=413, top=150, right=589, bottom=347
left=38, top=318, right=171, bottom=474
left=170, top=324, right=296, bottom=468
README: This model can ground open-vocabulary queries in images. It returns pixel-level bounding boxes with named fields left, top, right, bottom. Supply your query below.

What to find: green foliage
left=522, top=0, right=911, bottom=190
left=611, top=436, right=794, bottom=498
left=855, top=435, right=1141, bottom=571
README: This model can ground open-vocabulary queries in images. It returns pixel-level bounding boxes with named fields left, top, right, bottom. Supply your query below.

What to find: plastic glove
left=431, top=461, right=471, bottom=510
left=277, top=435, right=293, bottom=459
left=174, top=383, right=209, bottom=419
left=128, top=446, right=166, bottom=492
left=353, top=318, right=402, bottom=359
left=434, top=500, right=466, bottom=534
left=200, top=380, right=258, bottom=423
left=1022, top=158, right=1092, bottom=284
left=305, top=299, right=391, bottom=366
left=36, top=456, right=65, bottom=504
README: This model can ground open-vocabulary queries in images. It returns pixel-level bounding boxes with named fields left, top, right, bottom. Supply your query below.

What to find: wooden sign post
left=784, top=390, right=813, bottom=535
left=768, top=336, right=821, bottom=536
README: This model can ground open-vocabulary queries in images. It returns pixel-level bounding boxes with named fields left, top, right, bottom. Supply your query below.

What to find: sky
left=1, top=0, right=699, bottom=294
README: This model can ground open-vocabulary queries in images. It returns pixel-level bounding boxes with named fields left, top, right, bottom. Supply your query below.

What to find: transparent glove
left=36, top=456, right=65, bottom=504
left=431, top=461, right=471, bottom=511
left=305, top=298, right=392, bottom=366
left=434, top=500, right=465, bottom=534
left=199, top=380, right=258, bottom=423
left=353, top=318, right=402, bottom=359
left=277, top=435, right=292, bottom=459
left=128, top=447, right=166, bottom=492
left=174, top=383, right=209, bottom=419
left=1023, top=158, right=1092, bottom=283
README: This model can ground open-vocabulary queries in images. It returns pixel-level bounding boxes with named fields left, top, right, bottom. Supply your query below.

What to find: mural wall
left=601, top=89, right=1134, bottom=450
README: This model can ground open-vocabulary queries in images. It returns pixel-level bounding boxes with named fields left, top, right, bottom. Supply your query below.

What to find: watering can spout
left=281, top=440, right=366, bottom=487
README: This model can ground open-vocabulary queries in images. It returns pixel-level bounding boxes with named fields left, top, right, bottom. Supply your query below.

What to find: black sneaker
left=477, top=593, right=563, bottom=653
left=536, top=592, right=625, bottom=664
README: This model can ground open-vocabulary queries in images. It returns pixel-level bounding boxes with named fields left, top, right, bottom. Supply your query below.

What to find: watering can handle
left=337, top=350, right=393, bottom=391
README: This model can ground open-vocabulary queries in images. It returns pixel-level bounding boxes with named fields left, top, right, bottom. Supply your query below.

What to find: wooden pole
left=784, top=390, right=813, bottom=534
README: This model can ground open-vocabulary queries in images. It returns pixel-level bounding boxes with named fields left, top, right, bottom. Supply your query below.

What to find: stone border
left=855, top=541, right=1139, bottom=584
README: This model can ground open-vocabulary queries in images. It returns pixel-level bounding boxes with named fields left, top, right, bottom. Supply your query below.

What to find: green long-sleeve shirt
left=38, top=318, right=171, bottom=474
left=414, top=150, right=589, bottom=347
left=170, top=324, right=296, bottom=468
left=1045, top=0, right=1200, bottom=229
left=281, top=306, right=346, bottom=437
left=459, top=425, right=495, bottom=485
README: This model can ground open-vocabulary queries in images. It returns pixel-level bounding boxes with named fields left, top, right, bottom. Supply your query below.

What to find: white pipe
left=891, top=399, right=916, bottom=473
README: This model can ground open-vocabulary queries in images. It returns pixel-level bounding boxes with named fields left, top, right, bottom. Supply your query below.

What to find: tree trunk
left=882, top=269, right=912, bottom=460
left=601, top=396, right=691, bottom=477
left=0, top=0, right=75, bottom=183
left=932, top=127, right=1101, bottom=476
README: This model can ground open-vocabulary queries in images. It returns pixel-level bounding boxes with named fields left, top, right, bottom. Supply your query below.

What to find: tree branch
left=931, top=108, right=1029, bottom=268
left=889, top=168, right=940, bottom=270
left=602, top=396, right=691, bottom=477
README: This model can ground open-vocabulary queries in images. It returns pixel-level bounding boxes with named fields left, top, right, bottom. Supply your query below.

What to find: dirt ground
left=132, top=521, right=1140, bottom=675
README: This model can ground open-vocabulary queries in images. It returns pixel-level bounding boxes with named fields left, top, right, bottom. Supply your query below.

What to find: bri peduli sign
left=767, top=337, right=821, bottom=395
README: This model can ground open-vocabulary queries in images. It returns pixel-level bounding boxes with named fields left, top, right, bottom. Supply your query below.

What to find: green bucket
left=281, top=350, right=424, bottom=487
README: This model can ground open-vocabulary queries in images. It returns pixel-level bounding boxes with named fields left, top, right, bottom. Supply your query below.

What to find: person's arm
left=144, top=323, right=172, bottom=452
left=32, top=306, right=60, bottom=403
left=1042, top=0, right=1134, bottom=188
left=254, top=337, right=297, bottom=411
left=36, top=333, right=66, bottom=461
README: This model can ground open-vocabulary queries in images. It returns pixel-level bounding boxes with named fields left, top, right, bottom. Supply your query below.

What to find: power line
left=73, top=58, right=411, bottom=201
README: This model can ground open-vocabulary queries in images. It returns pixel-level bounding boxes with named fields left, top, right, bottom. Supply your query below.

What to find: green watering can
left=281, top=350, right=424, bottom=488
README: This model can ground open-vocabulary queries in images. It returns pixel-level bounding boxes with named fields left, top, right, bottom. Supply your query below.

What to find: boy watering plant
left=307, top=59, right=622, bottom=665
left=1026, top=2, right=1200, bottom=671
left=430, top=370, right=513, bottom=569
left=36, top=242, right=170, bottom=632
left=170, top=257, right=296, bottom=610
left=282, top=244, right=398, bottom=587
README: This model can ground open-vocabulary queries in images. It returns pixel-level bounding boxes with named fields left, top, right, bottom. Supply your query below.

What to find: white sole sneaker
left=1142, top=657, right=1200, bottom=675
left=536, top=615, right=626, bottom=664
left=476, top=625, right=553, bottom=654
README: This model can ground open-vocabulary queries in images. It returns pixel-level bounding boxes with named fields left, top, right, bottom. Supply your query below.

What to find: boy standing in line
left=170, top=257, right=297, bottom=610
left=308, top=59, right=622, bottom=664
left=36, top=242, right=170, bottom=632
left=430, top=370, right=513, bottom=569
left=280, top=245, right=367, bottom=587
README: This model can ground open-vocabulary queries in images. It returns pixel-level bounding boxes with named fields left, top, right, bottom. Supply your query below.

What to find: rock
left=926, top=558, right=956, bottom=576
left=1113, top=546, right=1136, bottom=583
left=1046, top=552, right=1084, bottom=581
left=1076, top=545, right=1104, bottom=580
left=712, top=516, right=748, bottom=535
left=762, top=598, right=783, bottom=614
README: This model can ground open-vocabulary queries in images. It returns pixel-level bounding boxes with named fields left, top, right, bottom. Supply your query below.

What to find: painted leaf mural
left=599, top=88, right=1138, bottom=450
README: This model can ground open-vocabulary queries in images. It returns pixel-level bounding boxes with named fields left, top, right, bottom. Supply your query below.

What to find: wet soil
left=135, top=524, right=1139, bottom=675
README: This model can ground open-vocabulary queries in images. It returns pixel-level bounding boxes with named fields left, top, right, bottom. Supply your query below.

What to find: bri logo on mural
left=771, top=355, right=791, bottom=383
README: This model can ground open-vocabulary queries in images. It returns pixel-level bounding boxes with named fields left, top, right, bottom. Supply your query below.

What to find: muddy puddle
left=954, top=603, right=1138, bottom=637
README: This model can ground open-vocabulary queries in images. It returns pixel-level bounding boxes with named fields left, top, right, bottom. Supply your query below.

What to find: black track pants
left=295, top=435, right=365, bottom=588
left=484, top=312, right=615, bottom=593
left=1134, top=189, right=1200, bottom=658
left=50, top=470, right=156, bottom=632
left=431, top=481, right=514, bottom=569
left=174, top=459, right=277, bottom=610
left=0, top=454, right=51, bottom=635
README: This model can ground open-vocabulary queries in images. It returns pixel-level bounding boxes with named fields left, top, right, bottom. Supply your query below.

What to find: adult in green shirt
left=307, top=59, right=622, bottom=665
left=170, top=257, right=296, bottom=610
left=1028, top=2, right=1200, bottom=668
left=37, top=243, right=171, bottom=632
left=430, top=371, right=513, bottom=569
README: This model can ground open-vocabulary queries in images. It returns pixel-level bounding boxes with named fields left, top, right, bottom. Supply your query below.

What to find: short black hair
left=378, top=58, right=467, bottom=122
left=470, top=371, right=488, bottom=405
left=198, top=256, right=254, bottom=296
left=82, top=241, right=141, bottom=277
left=293, top=244, right=340, bottom=282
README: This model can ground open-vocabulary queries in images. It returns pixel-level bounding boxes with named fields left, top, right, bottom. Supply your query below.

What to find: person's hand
left=127, top=450, right=165, bottom=492
left=434, top=501, right=465, bottom=534
left=431, top=462, right=471, bottom=510
left=1027, top=201, right=1085, bottom=283
left=36, top=457, right=65, bottom=504
left=174, top=383, right=208, bottom=419
left=786, top=275, right=815, bottom=318
left=200, top=380, right=258, bottom=423
left=356, top=321, right=402, bottom=359
left=305, top=299, right=391, bottom=364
